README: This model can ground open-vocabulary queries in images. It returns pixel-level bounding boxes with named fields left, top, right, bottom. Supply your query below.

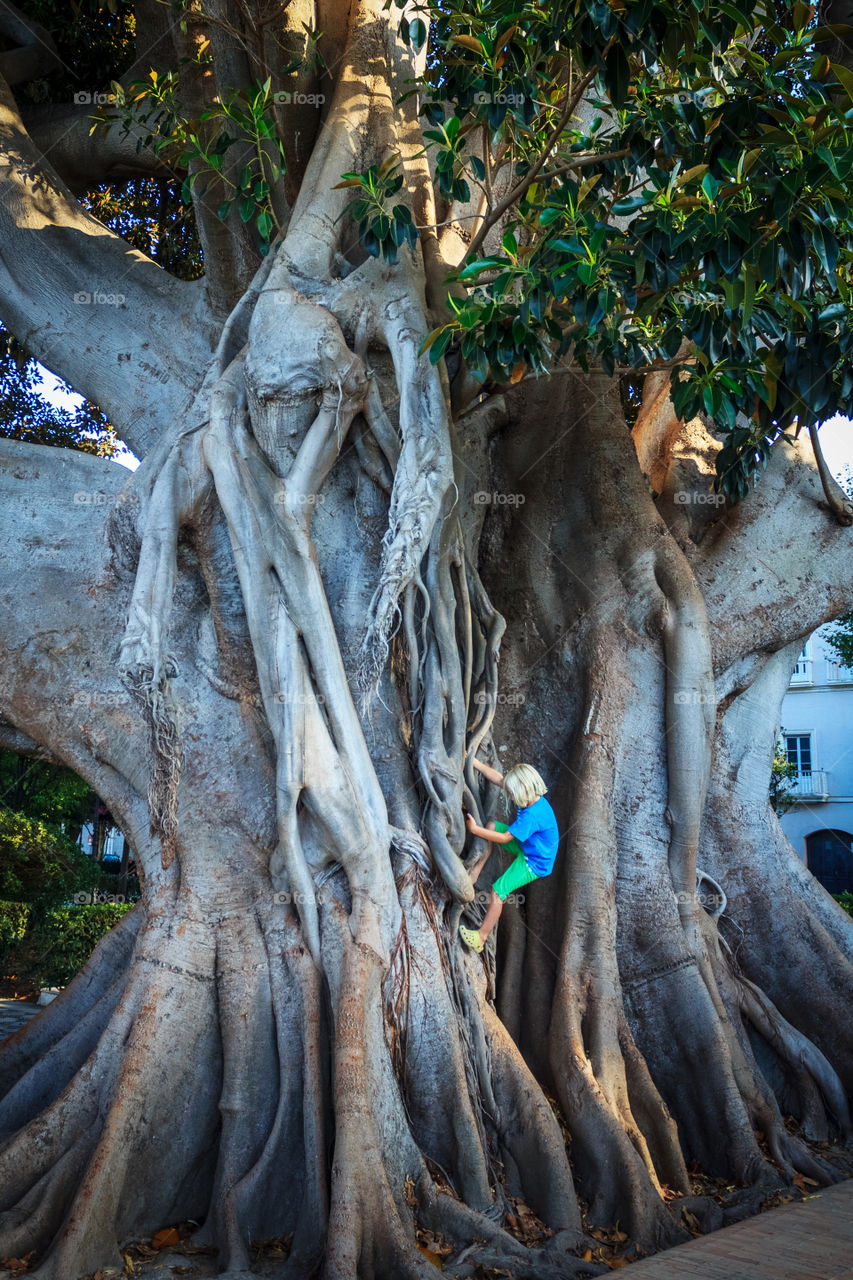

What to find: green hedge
left=0, top=900, right=133, bottom=989
left=0, top=900, right=31, bottom=971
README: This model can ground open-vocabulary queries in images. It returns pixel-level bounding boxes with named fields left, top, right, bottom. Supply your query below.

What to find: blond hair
left=503, top=763, right=547, bottom=810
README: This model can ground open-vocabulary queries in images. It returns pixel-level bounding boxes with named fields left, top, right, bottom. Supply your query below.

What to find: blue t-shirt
left=509, top=795, right=559, bottom=876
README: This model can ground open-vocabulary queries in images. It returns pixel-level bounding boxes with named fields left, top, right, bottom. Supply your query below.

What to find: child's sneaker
left=459, top=925, right=484, bottom=953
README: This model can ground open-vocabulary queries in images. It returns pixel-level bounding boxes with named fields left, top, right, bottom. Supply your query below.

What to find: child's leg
left=481, top=852, right=540, bottom=941
left=478, top=888, right=504, bottom=943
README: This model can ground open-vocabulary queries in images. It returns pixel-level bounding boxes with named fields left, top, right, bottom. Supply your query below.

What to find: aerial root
left=123, top=659, right=183, bottom=867
left=418, top=1185, right=607, bottom=1280
left=734, top=971, right=852, bottom=1145
left=0, top=1134, right=95, bottom=1260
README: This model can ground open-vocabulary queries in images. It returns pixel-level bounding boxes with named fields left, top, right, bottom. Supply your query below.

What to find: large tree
left=2, top=2, right=853, bottom=1278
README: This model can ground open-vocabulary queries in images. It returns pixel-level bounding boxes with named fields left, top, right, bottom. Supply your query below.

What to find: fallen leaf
left=607, top=1259, right=630, bottom=1270
left=151, top=1227, right=181, bottom=1249
left=416, top=1243, right=443, bottom=1268
left=681, top=1207, right=701, bottom=1235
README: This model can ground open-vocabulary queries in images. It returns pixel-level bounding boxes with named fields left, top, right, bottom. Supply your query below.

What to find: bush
left=0, top=901, right=133, bottom=989
left=0, top=900, right=30, bottom=972
left=833, top=891, right=853, bottom=918
left=0, top=809, right=100, bottom=910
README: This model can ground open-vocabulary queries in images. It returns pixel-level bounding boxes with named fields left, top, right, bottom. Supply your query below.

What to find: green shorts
left=491, top=822, right=540, bottom=901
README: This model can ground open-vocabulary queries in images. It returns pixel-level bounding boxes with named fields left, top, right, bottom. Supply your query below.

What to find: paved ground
left=624, top=1177, right=853, bottom=1279
left=0, top=997, right=41, bottom=1042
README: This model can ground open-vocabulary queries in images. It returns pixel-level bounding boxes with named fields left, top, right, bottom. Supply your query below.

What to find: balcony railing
left=827, top=663, right=853, bottom=684
left=790, top=770, right=829, bottom=800
left=790, top=659, right=813, bottom=685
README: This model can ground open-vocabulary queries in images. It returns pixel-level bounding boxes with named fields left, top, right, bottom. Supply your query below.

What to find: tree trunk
left=0, top=2, right=852, bottom=1277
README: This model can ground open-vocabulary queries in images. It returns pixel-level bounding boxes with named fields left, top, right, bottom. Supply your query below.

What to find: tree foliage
left=0, top=330, right=117, bottom=455
left=0, top=809, right=99, bottom=911
left=373, top=0, right=853, bottom=499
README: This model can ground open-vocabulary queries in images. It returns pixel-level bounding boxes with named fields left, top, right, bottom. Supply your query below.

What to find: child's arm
left=465, top=813, right=515, bottom=843
left=471, top=756, right=504, bottom=787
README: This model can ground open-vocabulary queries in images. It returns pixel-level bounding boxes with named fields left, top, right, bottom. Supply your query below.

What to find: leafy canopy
left=9, top=1, right=853, bottom=500
left=378, top=0, right=853, bottom=500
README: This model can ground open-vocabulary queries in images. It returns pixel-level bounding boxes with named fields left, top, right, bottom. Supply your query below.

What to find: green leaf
left=502, top=229, right=518, bottom=258
left=458, top=257, right=505, bottom=279
left=604, top=45, right=630, bottom=107
left=612, top=194, right=648, bottom=216
left=421, top=326, right=454, bottom=363
left=831, top=62, right=853, bottom=104
left=701, top=172, right=721, bottom=202
left=239, top=197, right=256, bottom=222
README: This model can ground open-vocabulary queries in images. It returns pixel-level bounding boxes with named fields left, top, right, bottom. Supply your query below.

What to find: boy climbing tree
left=461, top=759, right=559, bottom=953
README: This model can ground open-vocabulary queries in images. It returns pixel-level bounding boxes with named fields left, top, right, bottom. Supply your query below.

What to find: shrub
left=833, top=891, right=853, bottom=919
left=0, top=901, right=133, bottom=989
left=0, top=900, right=30, bottom=972
left=0, top=809, right=100, bottom=911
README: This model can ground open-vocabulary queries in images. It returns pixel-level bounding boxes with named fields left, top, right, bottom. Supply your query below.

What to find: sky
left=39, top=370, right=853, bottom=483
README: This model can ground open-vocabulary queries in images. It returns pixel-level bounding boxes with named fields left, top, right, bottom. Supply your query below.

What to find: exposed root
left=123, top=660, right=183, bottom=867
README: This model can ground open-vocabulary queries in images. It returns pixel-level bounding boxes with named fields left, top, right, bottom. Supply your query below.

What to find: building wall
left=778, top=625, right=853, bottom=881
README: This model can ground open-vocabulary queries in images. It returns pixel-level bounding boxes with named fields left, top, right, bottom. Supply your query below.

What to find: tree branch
left=0, top=438, right=150, bottom=840
left=808, top=421, right=853, bottom=526
left=0, top=0, right=62, bottom=87
left=0, top=74, right=217, bottom=458
left=463, top=55, right=610, bottom=262
left=19, top=106, right=169, bottom=192
left=695, top=434, right=853, bottom=681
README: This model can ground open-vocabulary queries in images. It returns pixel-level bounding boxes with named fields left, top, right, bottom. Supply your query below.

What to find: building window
left=790, top=644, right=813, bottom=684
left=785, top=733, right=812, bottom=774
left=805, top=830, right=853, bottom=896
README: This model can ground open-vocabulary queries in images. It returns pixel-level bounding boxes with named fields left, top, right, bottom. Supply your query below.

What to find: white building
left=78, top=822, right=126, bottom=861
left=778, top=624, right=853, bottom=895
